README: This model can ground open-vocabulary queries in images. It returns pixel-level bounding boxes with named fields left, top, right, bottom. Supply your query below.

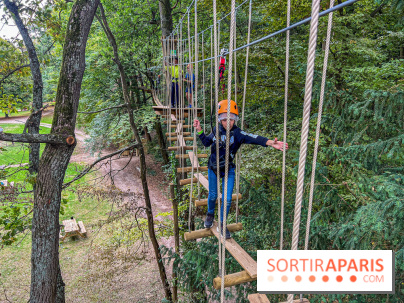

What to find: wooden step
left=168, top=146, right=194, bottom=151
left=280, top=299, right=309, bottom=303
left=184, top=223, right=243, bottom=241
left=166, top=132, right=191, bottom=136
left=177, top=166, right=208, bottom=173
left=211, top=222, right=257, bottom=278
left=163, top=120, right=185, bottom=124
left=247, top=294, right=270, bottom=303
left=162, top=113, right=189, bottom=118
left=167, top=136, right=194, bottom=141
left=171, top=124, right=191, bottom=128
left=194, top=173, right=209, bottom=190
left=175, top=153, right=207, bottom=159
left=153, top=105, right=204, bottom=112
left=194, top=193, right=242, bottom=206
left=179, top=175, right=208, bottom=186
left=213, top=270, right=256, bottom=290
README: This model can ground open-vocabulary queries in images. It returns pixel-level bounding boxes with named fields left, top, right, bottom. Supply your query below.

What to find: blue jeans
left=171, top=82, right=179, bottom=107
left=207, top=167, right=235, bottom=222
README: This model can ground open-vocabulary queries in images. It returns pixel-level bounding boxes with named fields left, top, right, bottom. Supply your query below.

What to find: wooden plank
left=171, top=114, right=177, bottom=122
left=193, top=173, right=209, bottom=191
left=175, top=153, right=208, bottom=159
left=188, top=151, right=200, bottom=168
left=280, top=299, right=309, bottom=303
left=162, top=113, right=189, bottom=118
left=213, top=271, right=256, bottom=289
left=166, top=132, right=191, bottom=136
left=171, top=124, right=191, bottom=128
left=151, top=90, right=162, bottom=106
left=163, top=120, right=185, bottom=124
left=176, top=123, right=183, bottom=134
left=153, top=105, right=203, bottom=112
left=248, top=294, right=270, bottom=303
left=168, top=136, right=194, bottom=141
left=168, top=146, right=194, bottom=151
left=179, top=175, right=208, bottom=186
left=184, top=223, right=242, bottom=241
left=211, top=222, right=257, bottom=278
left=177, top=134, right=186, bottom=148
left=194, top=193, right=242, bottom=206
left=177, top=166, right=208, bottom=173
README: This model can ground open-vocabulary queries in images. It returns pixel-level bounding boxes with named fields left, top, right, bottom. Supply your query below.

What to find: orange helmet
left=218, top=100, right=239, bottom=116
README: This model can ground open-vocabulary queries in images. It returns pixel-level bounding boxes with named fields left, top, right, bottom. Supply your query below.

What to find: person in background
left=185, top=64, right=195, bottom=108
left=164, top=57, right=180, bottom=107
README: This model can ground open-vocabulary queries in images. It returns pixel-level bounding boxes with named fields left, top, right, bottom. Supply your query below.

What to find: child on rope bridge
left=193, top=100, right=288, bottom=239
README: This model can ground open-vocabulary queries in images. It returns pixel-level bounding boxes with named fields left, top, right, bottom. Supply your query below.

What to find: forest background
left=0, top=0, right=403, bottom=302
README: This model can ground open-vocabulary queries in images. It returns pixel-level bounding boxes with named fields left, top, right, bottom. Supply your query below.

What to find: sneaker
left=188, top=104, right=192, bottom=108
left=204, top=213, right=214, bottom=228
left=217, top=224, right=231, bottom=239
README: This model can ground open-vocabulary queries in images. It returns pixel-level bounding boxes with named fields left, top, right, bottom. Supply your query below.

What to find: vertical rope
left=287, top=0, right=322, bottom=300
left=305, top=0, right=335, bottom=250
left=194, top=3, right=201, bottom=202
left=187, top=11, right=193, bottom=232
left=220, top=0, right=236, bottom=300
left=236, top=0, right=252, bottom=224
left=202, top=32, right=206, bottom=154
left=213, top=0, right=222, bottom=276
left=280, top=0, right=291, bottom=252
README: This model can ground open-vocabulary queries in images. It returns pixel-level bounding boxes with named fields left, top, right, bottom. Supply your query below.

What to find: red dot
left=295, top=275, right=302, bottom=282
left=322, top=275, right=329, bottom=282
left=350, top=275, right=357, bottom=282
left=309, top=275, right=316, bottom=282
left=336, top=275, right=343, bottom=282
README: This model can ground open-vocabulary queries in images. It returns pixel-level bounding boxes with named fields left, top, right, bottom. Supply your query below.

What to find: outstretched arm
left=266, top=138, right=288, bottom=151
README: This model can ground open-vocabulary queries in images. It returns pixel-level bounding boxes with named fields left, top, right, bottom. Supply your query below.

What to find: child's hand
left=193, top=119, right=202, bottom=132
left=267, top=138, right=289, bottom=151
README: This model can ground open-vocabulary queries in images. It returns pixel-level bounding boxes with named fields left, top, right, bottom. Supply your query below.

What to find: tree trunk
left=158, top=0, right=173, bottom=37
left=3, top=0, right=43, bottom=176
left=155, top=117, right=169, bottom=165
left=144, top=126, right=152, bottom=142
left=29, top=0, right=99, bottom=301
left=97, top=4, right=172, bottom=301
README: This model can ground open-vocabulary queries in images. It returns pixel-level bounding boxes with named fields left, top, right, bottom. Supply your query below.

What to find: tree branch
left=0, top=64, right=30, bottom=84
left=171, top=0, right=179, bottom=10
left=0, top=132, right=75, bottom=145
left=62, top=143, right=139, bottom=188
left=77, top=104, right=126, bottom=114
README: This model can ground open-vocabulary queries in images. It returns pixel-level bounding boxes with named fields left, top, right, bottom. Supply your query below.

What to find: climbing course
left=150, top=0, right=357, bottom=301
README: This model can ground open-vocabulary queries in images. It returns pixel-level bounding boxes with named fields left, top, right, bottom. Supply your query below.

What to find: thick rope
left=213, top=0, right=223, bottom=277
left=236, top=0, right=252, bottom=223
left=280, top=0, right=291, bottom=252
left=287, top=0, right=322, bottom=300
left=202, top=32, right=206, bottom=154
left=220, top=0, right=236, bottom=300
left=305, top=0, right=335, bottom=250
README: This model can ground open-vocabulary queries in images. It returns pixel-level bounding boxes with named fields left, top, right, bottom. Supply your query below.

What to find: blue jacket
left=198, top=124, right=269, bottom=176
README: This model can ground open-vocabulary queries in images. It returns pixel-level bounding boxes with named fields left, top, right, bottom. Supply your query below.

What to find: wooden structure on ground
left=60, top=218, right=87, bottom=241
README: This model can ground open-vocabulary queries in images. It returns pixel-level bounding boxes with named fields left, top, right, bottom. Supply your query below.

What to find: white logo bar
left=257, top=250, right=394, bottom=294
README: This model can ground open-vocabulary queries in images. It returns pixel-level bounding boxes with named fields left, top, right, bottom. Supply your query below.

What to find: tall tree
left=0, top=0, right=100, bottom=301
left=159, top=0, right=173, bottom=37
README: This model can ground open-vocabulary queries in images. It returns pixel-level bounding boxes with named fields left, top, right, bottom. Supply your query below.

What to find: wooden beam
left=162, top=113, right=189, bottom=118
left=184, top=223, right=243, bottom=241
left=175, top=153, right=208, bottom=159
left=179, top=175, right=208, bottom=186
left=188, top=151, right=200, bottom=168
left=247, top=294, right=270, bottom=303
left=211, top=222, right=257, bottom=278
left=163, top=120, right=185, bottom=124
left=193, top=173, right=209, bottom=190
left=168, top=146, right=194, bottom=151
left=166, top=132, right=191, bottom=136
left=177, top=166, right=208, bottom=173
left=152, top=105, right=203, bottom=112
left=194, top=193, right=242, bottom=206
left=171, top=124, right=191, bottom=128
left=280, top=299, right=309, bottom=303
left=213, top=270, right=256, bottom=290
left=168, top=136, right=195, bottom=142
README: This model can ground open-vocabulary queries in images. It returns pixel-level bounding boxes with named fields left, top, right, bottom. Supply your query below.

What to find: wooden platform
left=194, top=193, right=242, bottom=206
left=280, top=299, right=309, bottom=303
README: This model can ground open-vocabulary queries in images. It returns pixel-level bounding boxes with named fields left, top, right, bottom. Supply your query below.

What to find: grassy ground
left=0, top=128, right=168, bottom=302
left=0, top=110, right=31, bottom=118
left=40, top=114, right=53, bottom=124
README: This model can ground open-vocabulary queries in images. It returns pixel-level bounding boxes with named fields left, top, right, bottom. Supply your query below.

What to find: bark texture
left=29, top=0, right=100, bottom=302
left=158, top=0, right=173, bottom=37
left=97, top=4, right=173, bottom=301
